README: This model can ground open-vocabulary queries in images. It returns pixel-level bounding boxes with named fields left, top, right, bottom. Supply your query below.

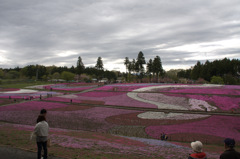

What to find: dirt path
left=0, top=145, right=65, bottom=159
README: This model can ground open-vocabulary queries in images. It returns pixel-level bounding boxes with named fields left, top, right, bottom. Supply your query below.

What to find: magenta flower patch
left=79, top=91, right=126, bottom=97
left=0, top=101, right=69, bottom=111
left=166, top=94, right=240, bottom=110
left=145, top=115, right=240, bottom=140
left=164, top=88, right=240, bottom=95
left=44, top=97, right=82, bottom=103
left=75, top=92, right=157, bottom=108
left=44, top=83, right=98, bottom=91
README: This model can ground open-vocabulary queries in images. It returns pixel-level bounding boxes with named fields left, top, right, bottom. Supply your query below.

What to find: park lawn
left=0, top=123, right=159, bottom=159
left=0, top=122, right=223, bottom=159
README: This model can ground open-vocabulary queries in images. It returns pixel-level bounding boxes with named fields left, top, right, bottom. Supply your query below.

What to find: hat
left=224, top=138, right=235, bottom=147
left=191, top=141, right=203, bottom=152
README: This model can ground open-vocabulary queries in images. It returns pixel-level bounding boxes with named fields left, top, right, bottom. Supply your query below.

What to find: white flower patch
left=132, top=84, right=222, bottom=92
left=137, top=112, right=209, bottom=120
left=127, top=84, right=222, bottom=111
left=1, top=89, right=38, bottom=93
left=127, top=92, right=187, bottom=110
left=60, top=94, right=78, bottom=99
left=189, top=99, right=217, bottom=111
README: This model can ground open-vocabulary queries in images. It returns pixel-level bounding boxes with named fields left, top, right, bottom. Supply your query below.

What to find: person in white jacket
left=34, top=115, right=49, bottom=159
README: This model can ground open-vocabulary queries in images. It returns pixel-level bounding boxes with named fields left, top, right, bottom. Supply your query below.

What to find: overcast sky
left=0, top=0, right=240, bottom=72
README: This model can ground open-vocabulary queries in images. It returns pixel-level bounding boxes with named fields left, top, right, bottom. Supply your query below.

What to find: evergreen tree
left=147, top=59, right=153, bottom=81
left=152, top=56, right=163, bottom=82
left=95, top=57, right=104, bottom=70
left=136, top=51, right=146, bottom=74
left=76, top=56, right=85, bottom=75
left=124, top=57, right=130, bottom=73
left=191, top=61, right=202, bottom=80
left=131, top=59, right=136, bottom=73
left=147, top=59, right=153, bottom=73
left=124, top=57, right=130, bottom=81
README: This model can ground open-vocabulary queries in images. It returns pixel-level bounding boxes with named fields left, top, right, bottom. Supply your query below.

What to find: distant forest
left=0, top=52, right=239, bottom=85
left=177, top=58, right=240, bottom=85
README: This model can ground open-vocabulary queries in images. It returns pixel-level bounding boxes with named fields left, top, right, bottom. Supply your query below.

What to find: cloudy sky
left=0, top=0, right=240, bottom=72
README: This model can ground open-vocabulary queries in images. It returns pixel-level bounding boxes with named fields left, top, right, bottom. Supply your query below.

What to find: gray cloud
left=0, top=0, right=240, bottom=71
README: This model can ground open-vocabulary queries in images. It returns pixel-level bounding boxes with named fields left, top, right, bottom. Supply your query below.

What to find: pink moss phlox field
left=76, top=92, right=157, bottom=108
left=0, top=88, right=20, bottom=92
left=47, top=107, right=140, bottom=131
left=0, top=101, right=69, bottom=111
left=137, top=93, right=189, bottom=108
left=44, top=97, right=82, bottom=103
left=224, top=85, right=240, bottom=89
left=61, top=107, right=140, bottom=121
left=53, top=86, right=94, bottom=91
left=0, top=123, right=220, bottom=158
left=95, top=83, right=165, bottom=91
left=164, top=88, right=240, bottom=95
left=79, top=91, right=126, bottom=97
left=0, top=91, right=62, bottom=99
left=44, top=83, right=97, bottom=91
left=166, top=94, right=240, bottom=110
left=145, top=115, right=240, bottom=140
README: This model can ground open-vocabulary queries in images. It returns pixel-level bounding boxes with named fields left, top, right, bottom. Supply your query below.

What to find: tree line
left=0, top=52, right=239, bottom=85
left=0, top=56, right=118, bottom=82
left=124, top=51, right=164, bottom=82
left=177, top=58, right=240, bottom=84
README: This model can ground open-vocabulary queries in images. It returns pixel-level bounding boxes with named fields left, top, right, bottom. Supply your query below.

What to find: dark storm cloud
left=0, top=0, right=240, bottom=71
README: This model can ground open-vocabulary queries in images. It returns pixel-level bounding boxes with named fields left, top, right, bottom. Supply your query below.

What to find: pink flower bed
left=79, top=91, right=126, bottom=97
left=44, top=83, right=97, bottom=91
left=137, top=93, right=190, bottom=109
left=166, top=94, right=240, bottom=110
left=76, top=92, right=157, bottom=108
left=0, top=91, right=62, bottom=99
left=49, top=107, right=140, bottom=123
left=95, top=83, right=166, bottom=92
left=145, top=115, right=240, bottom=141
left=44, top=97, right=82, bottom=103
left=0, top=88, right=20, bottom=92
left=53, top=86, right=94, bottom=91
left=224, top=85, right=240, bottom=89
left=0, top=101, right=69, bottom=111
left=164, top=88, right=240, bottom=95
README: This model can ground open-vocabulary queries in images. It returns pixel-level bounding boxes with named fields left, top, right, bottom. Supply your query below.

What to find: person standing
left=34, top=115, right=49, bottom=159
left=220, top=138, right=240, bottom=159
left=37, top=109, right=47, bottom=123
left=188, top=141, right=207, bottom=159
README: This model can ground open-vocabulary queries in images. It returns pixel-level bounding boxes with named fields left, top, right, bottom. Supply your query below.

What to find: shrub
left=210, top=76, right=224, bottom=84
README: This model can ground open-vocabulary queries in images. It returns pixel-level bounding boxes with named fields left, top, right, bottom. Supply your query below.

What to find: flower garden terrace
left=0, top=83, right=240, bottom=158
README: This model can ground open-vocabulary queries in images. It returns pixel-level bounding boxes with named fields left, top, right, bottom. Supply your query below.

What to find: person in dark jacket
left=188, top=141, right=207, bottom=159
left=220, top=138, right=240, bottom=159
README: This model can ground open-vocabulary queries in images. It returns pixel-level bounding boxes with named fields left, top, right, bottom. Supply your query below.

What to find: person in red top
left=188, top=141, right=207, bottom=159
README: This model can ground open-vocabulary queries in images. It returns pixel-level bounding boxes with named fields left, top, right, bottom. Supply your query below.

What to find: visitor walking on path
left=220, top=138, right=240, bottom=159
left=188, top=141, right=207, bottom=159
left=34, top=115, right=49, bottom=159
